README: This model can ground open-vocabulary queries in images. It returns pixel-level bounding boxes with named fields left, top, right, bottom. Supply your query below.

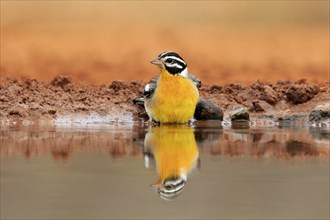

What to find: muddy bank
left=0, top=76, right=329, bottom=122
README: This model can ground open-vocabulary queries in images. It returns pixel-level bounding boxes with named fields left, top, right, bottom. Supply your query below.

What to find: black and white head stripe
left=158, top=51, right=187, bottom=76
left=157, top=176, right=186, bottom=200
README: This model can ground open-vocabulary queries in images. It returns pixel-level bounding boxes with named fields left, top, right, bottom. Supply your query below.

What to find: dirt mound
left=199, top=80, right=328, bottom=116
left=0, top=76, right=144, bottom=119
left=0, top=76, right=329, bottom=121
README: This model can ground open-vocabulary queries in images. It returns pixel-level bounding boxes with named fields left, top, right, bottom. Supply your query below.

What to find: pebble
left=194, top=99, right=223, bottom=120
left=309, top=103, right=330, bottom=122
left=229, top=107, right=250, bottom=121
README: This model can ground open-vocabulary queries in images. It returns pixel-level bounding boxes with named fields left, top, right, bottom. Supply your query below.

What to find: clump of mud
left=0, top=76, right=144, bottom=119
left=0, top=76, right=329, bottom=121
left=200, top=79, right=328, bottom=116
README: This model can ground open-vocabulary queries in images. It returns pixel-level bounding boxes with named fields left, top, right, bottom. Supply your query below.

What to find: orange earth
left=1, top=26, right=328, bottom=85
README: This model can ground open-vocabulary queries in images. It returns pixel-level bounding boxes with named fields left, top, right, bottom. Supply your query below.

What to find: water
left=1, top=121, right=329, bottom=219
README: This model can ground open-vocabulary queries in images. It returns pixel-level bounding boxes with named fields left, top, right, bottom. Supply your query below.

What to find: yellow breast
left=146, top=69, right=199, bottom=123
left=145, top=126, right=199, bottom=181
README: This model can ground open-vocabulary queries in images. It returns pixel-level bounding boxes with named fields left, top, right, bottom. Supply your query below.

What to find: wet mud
left=0, top=76, right=329, bottom=122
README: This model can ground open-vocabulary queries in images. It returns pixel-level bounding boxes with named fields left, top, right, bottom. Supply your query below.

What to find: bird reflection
left=143, top=125, right=199, bottom=200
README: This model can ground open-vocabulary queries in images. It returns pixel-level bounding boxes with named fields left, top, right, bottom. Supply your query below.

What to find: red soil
left=0, top=76, right=328, bottom=121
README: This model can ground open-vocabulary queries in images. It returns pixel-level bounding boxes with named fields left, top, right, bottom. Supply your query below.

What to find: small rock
left=194, top=99, right=223, bottom=120
left=252, top=100, right=273, bottom=112
left=51, top=76, right=72, bottom=88
left=309, top=103, right=330, bottom=122
left=229, top=107, right=250, bottom=121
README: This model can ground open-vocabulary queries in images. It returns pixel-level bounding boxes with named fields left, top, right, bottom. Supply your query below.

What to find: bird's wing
left=143, top=75, right=159, bottom=98
left=187, top=73, right=202, bottom=88
left=133, top=75, right=160, bottom=105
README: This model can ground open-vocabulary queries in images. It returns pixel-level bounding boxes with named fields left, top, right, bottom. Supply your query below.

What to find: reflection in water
left=199, top=128, right=329, bottom=158
left=0, top=127, right=143, bottom=161
left=1, top=124, right=329, bottom=219
left=143, top=126, right=199, bottom=200
left=0, top=125, right=329, bottom=160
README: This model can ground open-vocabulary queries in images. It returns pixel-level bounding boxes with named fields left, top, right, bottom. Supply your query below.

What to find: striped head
left=155, top=175, right=187, bottom=201
left=150, top=51, right=188, bottom=76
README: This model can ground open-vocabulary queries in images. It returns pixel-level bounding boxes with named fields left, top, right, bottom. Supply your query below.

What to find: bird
left=143, top=125, right=199, bottom=200
left=136, top=51, right=201, bottom=124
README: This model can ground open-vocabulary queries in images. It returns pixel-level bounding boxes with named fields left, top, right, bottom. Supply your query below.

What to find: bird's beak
left=150, top=57, right=163, bottom=67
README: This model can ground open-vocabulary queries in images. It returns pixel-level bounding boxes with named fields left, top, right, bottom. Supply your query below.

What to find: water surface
left=1, top=123, right=329, bottom=219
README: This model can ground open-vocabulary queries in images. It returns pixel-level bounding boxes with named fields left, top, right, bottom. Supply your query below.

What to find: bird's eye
left=167, top=58, right=173, bottom=63
left=164, top=184, right=174, bottom=190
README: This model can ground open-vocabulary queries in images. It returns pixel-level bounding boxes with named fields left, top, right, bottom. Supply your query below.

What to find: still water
left=1, top=121, right=329, bottom=219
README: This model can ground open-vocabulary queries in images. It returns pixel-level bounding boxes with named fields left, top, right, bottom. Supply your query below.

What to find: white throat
left=179, top=67, right=188, bottom=78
